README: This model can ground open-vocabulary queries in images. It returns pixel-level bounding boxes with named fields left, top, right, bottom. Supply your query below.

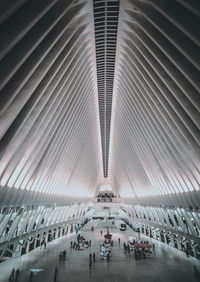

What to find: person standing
left=63, top=250, right=66, bottom=260
left=193, top=265, right=199, bottom=278
left=10, top=268, right=15, bottom=280
left=123, top=242, right=127, bottom=251
left=59, top=251, right=63, bottom=260
left=89, top=253, right=92, bottom=267
left=93, top=252, right=95, bottom=262
left=15, top=269, right=20, bottom=280
left=54, top=266, right=58, bottom=282
left=29, top=271, right=33, bottom=281
left=6, top=226, right=9, bottom=235
left=186, top=247, right=189, bottom=257
left=106, top=252, right=109, bottom=261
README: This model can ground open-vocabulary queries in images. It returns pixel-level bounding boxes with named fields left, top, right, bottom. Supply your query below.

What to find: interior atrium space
left=0, top=0, right=200, bottom=281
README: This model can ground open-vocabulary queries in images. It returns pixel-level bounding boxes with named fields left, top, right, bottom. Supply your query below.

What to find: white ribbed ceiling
left=109, top=0, right=200, bottom=198
left=0, top=0, right=199, bottom=201
left=0, top=0, right=103, bottom=197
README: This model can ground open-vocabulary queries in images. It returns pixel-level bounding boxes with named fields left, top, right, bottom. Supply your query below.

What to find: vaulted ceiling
left=0, top=0, right=199, bottom=206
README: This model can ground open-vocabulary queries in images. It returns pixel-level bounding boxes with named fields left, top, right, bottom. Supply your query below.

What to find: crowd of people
left=70, top=239, right=92, bottom=250
left=6, top=228, right=199, bottom=282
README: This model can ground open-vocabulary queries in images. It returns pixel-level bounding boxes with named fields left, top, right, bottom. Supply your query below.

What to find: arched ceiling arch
left=0, top=0, right=199, bottom=207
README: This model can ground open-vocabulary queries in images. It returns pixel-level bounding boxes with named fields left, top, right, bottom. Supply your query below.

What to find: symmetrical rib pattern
left=0, top=0, right=102, bottom=197
left=93, top=0, right=119, bottom=177
left=0, top=0, right=200, bottom=265
left=110, top=0, right=200, bottom=199
left=0, top=0, right=199, bottom=206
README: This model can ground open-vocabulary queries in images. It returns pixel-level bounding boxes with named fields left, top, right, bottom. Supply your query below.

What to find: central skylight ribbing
left=93, top=0, right=120, bottom=178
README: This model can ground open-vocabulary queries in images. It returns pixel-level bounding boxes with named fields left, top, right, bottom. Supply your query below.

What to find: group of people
left=70, top=241, right=80, bottom=250
left=123, top=239, right=155, bottom=254
left=123, top=242, right=131, bottom=253
left=89, top=252, right=96, bottom=267
left=70, top=239, right=91, bottom=250
left=59, top=250, right=67, bottom=261
left=100, top=241, right=112, bottom=261
left=9, top=268, right=20, bottom=281
left=140, top=240, right=149, bottom=244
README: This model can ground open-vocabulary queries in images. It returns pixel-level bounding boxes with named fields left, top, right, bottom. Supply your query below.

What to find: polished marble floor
left=0, top=220, right=199, bottom=282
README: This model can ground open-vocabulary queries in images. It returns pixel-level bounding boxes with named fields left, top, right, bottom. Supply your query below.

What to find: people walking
left=118, top=238, right=120, bottom=244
